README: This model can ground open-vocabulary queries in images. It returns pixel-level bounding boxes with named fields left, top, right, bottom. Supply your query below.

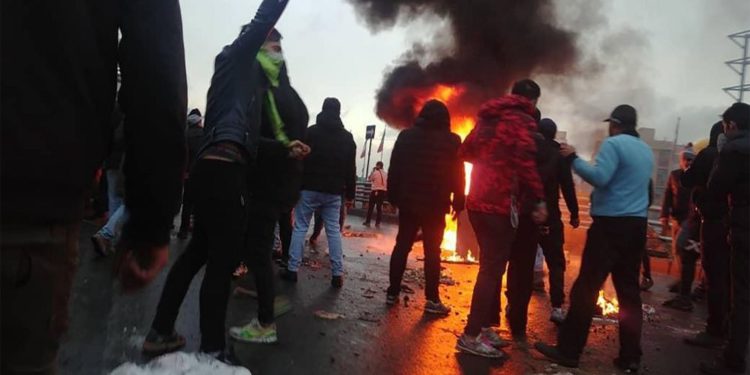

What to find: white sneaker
left=550, top=307, right=567, bottom=324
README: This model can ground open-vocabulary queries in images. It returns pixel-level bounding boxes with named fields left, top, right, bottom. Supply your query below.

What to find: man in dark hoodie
left=229, top=27, right=309, bottom=345
left=177, top=108, right=205, bottom=239
left=701, top=102, right=750, bottom=375
left=683, top=122, right=731, bottom=349
left=385, top=100, right=466, bottom=315
left=2, top=0, right=186, bottom=372
left=145, top=0, right=295, bottom=359
left=537, top=118, right=580, bottom=324
left=281, top=98, right=357, bottom=287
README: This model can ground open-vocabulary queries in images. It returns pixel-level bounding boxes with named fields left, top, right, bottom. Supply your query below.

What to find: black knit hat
left=604, top=104, right=637, bottom=127
left=538, top=118, right=557, bottom=140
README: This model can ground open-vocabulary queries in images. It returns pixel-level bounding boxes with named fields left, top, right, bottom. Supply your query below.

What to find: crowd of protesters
left=2, top=0, right=749, bottom=374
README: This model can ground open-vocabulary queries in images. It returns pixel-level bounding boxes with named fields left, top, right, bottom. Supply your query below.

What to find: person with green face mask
left=229, top=27, right=311, bottom=346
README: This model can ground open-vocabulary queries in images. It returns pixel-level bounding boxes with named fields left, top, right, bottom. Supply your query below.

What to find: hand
left=531, top=204, right=548, bottom=224
left=560, top=143, right=576, bottom=157
left=451, top=209, right=463, bottom=221
left=288, top=140, right=311, bottom=160
left=115, top=245, right=169, bottom=293
left=570, top=217, right=580, bottom=229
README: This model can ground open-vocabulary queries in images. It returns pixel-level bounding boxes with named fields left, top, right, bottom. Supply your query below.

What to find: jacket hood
left=709, top=121, right=723, bottom=148
left=316, top=111, right=344, bottom=130
left=477, top=94, right=535, bottom=124
left=414, top=100, right=450, bottom=131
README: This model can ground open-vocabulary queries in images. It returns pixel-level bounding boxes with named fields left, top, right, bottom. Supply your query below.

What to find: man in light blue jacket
left=535, top=105, right=654, bottom=373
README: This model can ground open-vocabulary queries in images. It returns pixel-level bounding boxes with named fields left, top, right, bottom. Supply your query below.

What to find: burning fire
left=597, top=290, right=619, bottom=317
left=412, top=85, right=478, bottom=262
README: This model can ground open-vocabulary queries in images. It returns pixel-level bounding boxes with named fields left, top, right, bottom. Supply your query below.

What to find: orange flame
left=597, top=290, right=619, bottom=317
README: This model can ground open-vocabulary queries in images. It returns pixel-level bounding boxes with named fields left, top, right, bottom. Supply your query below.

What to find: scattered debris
left=314, top=310, right=346, bottom=320
left=358, top=311, right=381, bottom=323
left=400, top=285, right=416, bottom=294
left=343, top=231, right=378, bottom=238
left=362, top=288, right=378, bottom=299
left=302, top=259, right=322, bottom=270
left=403, top=295, right=410, bottom=307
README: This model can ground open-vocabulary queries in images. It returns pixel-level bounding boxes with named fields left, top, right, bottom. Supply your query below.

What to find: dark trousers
left=558, top=216, right=646, bottom=362
left=540, top=219, right=566, bottom=308
left=311, top=197, right=346, bottom=240
left=641, top=249, right=652, bottom=279
left=151, top=160, right=247, bottom=352
left=464, top=211, right=516, bottom=336
left=178, top=177, right=194, bottom=232
left=701, top=219, right=731, bottom=337
left=1, top=224, right=79, bottom=375
left=365, top=190, right=386, bottom=225
left=278, top=209, right=292, bottom=261
left=504, top=216, right=541, bottom=335
left=676, top=216, right=701, bottom=296
left=387, top=209, right=446, bottom=302
left=725, top=225, right=749, bottom=371
left=244, top=203, right=281, bottom=325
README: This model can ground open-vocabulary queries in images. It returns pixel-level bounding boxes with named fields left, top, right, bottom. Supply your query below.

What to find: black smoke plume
left=347, top=0, right=581, bottom=128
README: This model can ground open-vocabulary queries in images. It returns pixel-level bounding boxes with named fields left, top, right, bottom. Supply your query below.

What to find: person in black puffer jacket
left=385, top=100, right=466, bottom=314
left=282, top=98, right=356, bottom=287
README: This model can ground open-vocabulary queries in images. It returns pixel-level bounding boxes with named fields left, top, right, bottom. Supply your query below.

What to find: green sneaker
left=229, top=319, right=278, bottom=344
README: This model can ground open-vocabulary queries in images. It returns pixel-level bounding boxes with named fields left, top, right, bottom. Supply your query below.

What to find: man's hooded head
left=538, top=118, right=557, bottom=141
left=415, top=100, right=450, bottom=130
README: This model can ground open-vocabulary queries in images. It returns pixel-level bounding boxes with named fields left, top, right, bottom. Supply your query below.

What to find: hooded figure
left=385, top=99, right=466, bottom=313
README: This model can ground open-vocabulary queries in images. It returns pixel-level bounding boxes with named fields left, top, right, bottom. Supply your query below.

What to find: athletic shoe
left=229, top=319, right=278, bottom=344
left=534, top=342, right=579, bottom=368
left=613, top=357, right=640, bottom=373
left=639, top=277, right=654, bottom=291
left=550, top=307, right=567, bottom=324
left=142, top=329, right=186, bottom=356
left=480, top=327, right=510, bottom=348
left=456, top=333, right=506, bottom=358
left=279, top=269, right=298, bottom=283
left=331, top=275, right=343, bottom=288
left=386, top=294, right=399, bottom=306
left=424, top=300, right=451, bottom=316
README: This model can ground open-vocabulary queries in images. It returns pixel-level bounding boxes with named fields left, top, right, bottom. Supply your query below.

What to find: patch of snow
left=110, top=352, right=250, bottom=375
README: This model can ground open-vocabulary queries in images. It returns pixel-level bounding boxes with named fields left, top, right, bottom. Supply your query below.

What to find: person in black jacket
left=537, top=119, right=580, bottom=324
left=683, top=122, right=731, bottom=349
left=384, top=100, right=465, bottom=315
left=281, top=98, right=357, bottom=288
left=1, top=0, right=186, bottom=373
left=177, top=109, right=205, bottom=239
left=146, top=0, right=295, bottom=359
left=231, top=28, right=310, bottom=344
left=701, top=102, right=750, bottom=375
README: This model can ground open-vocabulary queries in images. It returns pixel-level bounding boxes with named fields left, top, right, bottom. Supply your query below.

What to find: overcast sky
left=181, top=0, right=749, bottom=170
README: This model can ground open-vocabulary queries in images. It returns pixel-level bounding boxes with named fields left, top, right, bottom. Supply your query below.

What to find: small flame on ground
left=597, top=290, right=619, bottom=317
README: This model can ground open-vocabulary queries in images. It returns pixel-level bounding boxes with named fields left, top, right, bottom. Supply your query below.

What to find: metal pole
left=365, top=138, right=373, bottom=178
left=361, top=139, right=367, bottom=179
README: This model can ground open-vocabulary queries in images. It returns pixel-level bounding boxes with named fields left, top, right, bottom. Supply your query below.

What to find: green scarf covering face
left=257, top=50, right=289, bottom=145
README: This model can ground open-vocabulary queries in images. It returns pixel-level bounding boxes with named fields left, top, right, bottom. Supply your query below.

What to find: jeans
left=558, top=216, right=646, bottom=362
left=701, top=218, right=731, bottom=337
left=106, top=169, right=124, bottom=215
left=464, top=211, right=516, bottom=336
left=311, top=196, right=346, bottom=240
left=725, top=224, right=749, bottom=371
left=151, top=159, right=247, bottom=352
left=540, top=219, right=566, bottom=307
left=676, top=217, right=701, bottom=297
left=505, top=216, right=541, bottom=336
left=97, top=204, right=129, bottom=240
left=387, top=209, right=445, bottom=302
left=288, top=190, right=344, bottom=276
left=1, top=224, right=79, bottom=375
left=364, top=190, right=386, bottom=225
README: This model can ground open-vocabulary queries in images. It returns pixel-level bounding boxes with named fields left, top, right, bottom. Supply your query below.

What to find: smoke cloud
left=347, top=0, right=582, bottom=128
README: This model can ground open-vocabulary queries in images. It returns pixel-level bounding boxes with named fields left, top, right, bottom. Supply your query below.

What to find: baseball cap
left=603, top=104, right=637, bottom=127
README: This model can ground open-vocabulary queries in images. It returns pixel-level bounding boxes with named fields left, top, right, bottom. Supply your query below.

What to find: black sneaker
left=279, top=269, right=298, bottom=283
left=331, top=276, right=343, bottom=288
left=534, top=342, right=579, bottom=368
left=663, top=296, right=694, bottom=312
left=362, top=221, right=371, bottom=227
left=613, top=357, right=640, bottom=373
left=142, top=329, right=186, bottom=356
left=639, top=277, right=654, bottom=291
left=668, top=281, right=680, bottom=293
left=386, top=294, right=399, bottom=306
left=684, top=332, right=726, bottom=349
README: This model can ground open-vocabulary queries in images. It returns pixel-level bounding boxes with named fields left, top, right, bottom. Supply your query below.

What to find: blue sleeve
left=572, top=139, right=619, bottom=188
